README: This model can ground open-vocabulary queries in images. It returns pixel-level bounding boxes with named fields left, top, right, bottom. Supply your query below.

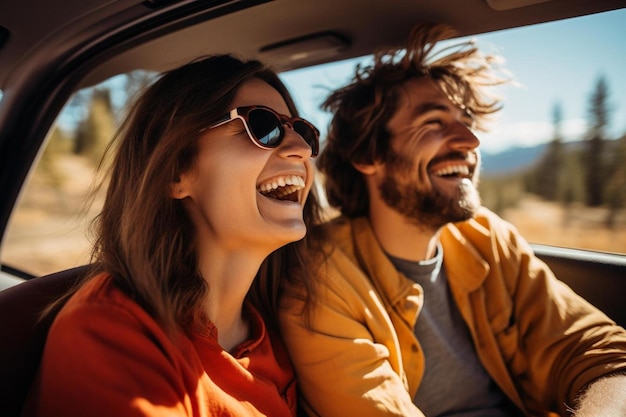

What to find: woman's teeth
left=258, top=175, right=305, bottom=201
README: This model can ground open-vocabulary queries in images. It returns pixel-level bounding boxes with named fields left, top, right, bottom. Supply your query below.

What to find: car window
left=281, top=9, right=626, bottom=256
left=1, top=71, right=156, bottom=277
left=1, top=9, right=624, bottom=277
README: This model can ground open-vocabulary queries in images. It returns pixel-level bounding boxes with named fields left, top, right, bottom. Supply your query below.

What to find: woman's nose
left=277, top=126, right=313, bottom=159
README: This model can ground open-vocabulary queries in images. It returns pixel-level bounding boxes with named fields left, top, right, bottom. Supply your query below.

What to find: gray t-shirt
left=388, top=245, right=518, bottom=417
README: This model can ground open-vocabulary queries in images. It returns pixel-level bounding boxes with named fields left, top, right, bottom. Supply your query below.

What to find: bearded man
left=279, top=23, right=626, bottom=417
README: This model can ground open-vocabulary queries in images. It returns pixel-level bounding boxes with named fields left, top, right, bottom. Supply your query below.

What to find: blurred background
left=2, top=9, right=625, bottom=276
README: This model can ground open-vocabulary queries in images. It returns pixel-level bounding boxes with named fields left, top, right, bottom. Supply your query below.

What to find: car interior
left=1, top=0, right=625, bottom=415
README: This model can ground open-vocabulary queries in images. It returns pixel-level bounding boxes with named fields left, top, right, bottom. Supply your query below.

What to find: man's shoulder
left=443, top=206, right=528, bottom=255
left=323, top=214, right=355, bottom=232
left=448, top=207, right=512, bottom=235
left=313, top=216, right=376, bottom=274
left=320, top=215, right=358, bottom=245
left=319, top=215, right=377, bottom=253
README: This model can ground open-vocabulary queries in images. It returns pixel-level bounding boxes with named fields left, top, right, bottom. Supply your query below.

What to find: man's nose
left=448, top=121, right=480, bottom=151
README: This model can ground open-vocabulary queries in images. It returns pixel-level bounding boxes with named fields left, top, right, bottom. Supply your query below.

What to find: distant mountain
left=480, top=140, right=595, bottom=176
left=479, top=135, right=626, bottom=178
left=481, top=143, right=546, bottom=176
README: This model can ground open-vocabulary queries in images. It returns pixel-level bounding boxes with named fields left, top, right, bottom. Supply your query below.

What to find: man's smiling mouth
left=429, top=151, right=477, bottom=180
left=432, top=164, right=471, bottom=179
left=257, top=175, right=305, bottom=202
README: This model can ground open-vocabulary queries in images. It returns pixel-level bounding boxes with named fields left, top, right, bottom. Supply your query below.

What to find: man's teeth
left=258, top=175, right=305, bottom=196
left=433, top=165, right=470, bottom=177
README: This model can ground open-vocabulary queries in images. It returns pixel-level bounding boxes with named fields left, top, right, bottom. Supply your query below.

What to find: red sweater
left=23, top=273, right=297, bottom=416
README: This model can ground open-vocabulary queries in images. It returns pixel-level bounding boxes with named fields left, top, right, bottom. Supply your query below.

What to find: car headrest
left=0, top=265, right=91, bottom=417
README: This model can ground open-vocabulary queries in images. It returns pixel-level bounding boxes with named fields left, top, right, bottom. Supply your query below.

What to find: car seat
left=0, top=265, right=90, bottom=417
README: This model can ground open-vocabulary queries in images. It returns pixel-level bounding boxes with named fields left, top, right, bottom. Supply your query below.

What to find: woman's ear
left=170, top=174, right=191, bottom=200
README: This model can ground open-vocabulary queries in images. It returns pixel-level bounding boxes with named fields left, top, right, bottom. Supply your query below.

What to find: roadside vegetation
left=3, top=73, right=625, bottom=275
left=480, top=75, right=626, bottom=252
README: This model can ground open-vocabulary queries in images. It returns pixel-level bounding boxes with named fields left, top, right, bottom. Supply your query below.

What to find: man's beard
left=378, top=149, right=481, bottom=229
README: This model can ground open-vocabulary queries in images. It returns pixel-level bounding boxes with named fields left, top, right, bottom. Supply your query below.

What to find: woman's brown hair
left=49, top=54, right=325, bottom=334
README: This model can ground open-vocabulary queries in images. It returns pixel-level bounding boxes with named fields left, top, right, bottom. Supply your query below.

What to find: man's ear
left=352, top=162, right=378, bottom=175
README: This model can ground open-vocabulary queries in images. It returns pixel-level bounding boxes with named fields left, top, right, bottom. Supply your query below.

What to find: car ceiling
left=1, top=0, right=625, bottom=90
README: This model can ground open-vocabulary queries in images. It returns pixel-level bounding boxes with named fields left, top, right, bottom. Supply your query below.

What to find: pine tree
left=533, top=102, right=564, bottom=201
left=584, top=75, right=611, bottom=207
left=604, top=134, right=626, bottom=227
left=73, top=88, right=116, bottom=165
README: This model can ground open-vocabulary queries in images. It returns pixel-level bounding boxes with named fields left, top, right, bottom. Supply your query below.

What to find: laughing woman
left=22, top=55, right=322, bottom=417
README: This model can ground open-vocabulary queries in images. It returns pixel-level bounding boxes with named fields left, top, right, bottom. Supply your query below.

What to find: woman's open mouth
left=257, top=175, right=305, bottom=202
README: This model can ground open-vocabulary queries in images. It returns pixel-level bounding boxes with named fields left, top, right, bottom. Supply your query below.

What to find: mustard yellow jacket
left=279, top=209, right=626, bottom=417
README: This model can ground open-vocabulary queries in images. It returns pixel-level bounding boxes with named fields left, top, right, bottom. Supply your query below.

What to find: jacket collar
left=349, top=217, right=418, bottom=308
left=441, top=222, right=490, bottom=293
left=347, top=216, right=489, bottom=301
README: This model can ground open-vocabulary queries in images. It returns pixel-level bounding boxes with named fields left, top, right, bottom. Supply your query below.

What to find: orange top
left=23, top=273, right=296, bottom=417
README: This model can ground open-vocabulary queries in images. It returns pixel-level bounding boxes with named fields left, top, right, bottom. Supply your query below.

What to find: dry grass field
left=501, top=195, right=626, bottom=254
left=2, top=154, right=100, bottom=276
left=2, top=153, right=625, bottom=277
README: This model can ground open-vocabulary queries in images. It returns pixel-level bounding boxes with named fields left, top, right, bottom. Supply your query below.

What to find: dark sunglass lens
left=294, top=120, right=319, bottom=155
left=249, top=109, right=282, bottom=147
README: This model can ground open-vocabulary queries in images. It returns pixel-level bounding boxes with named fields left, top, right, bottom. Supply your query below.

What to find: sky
left=280, top=8, right=626, bottom=154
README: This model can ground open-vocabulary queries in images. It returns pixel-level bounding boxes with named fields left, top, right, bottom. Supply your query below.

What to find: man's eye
left=462, top=112, right=475, bottom=129
left=426, top=119, right=444, bottom=126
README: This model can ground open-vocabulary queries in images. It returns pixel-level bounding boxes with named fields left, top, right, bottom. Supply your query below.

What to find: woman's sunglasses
left=207, top=105, right=320, bottom=156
